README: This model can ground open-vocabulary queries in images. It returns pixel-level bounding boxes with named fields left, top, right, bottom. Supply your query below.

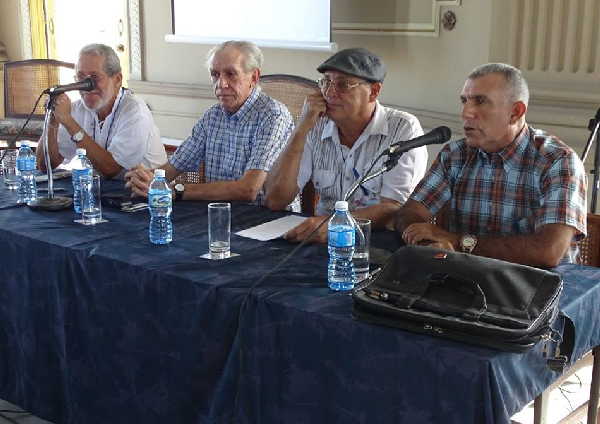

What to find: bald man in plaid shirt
left=396, top=63, right=587, bottom=268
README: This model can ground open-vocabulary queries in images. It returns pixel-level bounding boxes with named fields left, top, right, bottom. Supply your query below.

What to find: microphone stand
left=580, top=107, right=600, bottom=213
left=27, top=94, right=73, bottom=211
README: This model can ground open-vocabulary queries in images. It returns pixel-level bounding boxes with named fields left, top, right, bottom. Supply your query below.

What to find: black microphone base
left=28, top=196, right=73, bottom=211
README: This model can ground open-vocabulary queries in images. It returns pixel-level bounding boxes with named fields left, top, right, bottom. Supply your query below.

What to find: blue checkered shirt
left=169, top=87, right=293, bottom=205
left=410, top=126, right=587, bottom=262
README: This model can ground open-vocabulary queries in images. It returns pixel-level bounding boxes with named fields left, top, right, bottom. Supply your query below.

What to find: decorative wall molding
left=332, top=0, right=461, bottom=37
left=128, top=80, right=213, bottom=99
left=509, top=0, right=600, bottom=75
left=128, top=0, right=142, bottom=80
left=18, top=0, right=32, bottom=59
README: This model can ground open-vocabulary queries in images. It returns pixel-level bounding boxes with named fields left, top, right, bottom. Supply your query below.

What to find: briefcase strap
left=545, top=312, right=575, bottom=372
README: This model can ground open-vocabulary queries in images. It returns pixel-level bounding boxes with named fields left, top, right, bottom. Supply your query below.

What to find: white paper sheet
left=235, top=215, right=307, bottom=241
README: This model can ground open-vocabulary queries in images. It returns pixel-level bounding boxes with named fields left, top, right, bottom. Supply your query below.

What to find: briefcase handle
left=412, top=273, right=488, bottom=321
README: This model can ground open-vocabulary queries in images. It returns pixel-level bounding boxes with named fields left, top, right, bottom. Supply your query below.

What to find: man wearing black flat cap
left=265, top=48, right=428, bottom=243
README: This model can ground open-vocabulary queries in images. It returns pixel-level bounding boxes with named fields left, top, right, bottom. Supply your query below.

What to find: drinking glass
left=353, top=218, right=371, bottom=282
left=208, top=202, right=231, bottom=259
left=80, top=174, right=102, bottom=225
left=1, top=149, right=19, bottom=189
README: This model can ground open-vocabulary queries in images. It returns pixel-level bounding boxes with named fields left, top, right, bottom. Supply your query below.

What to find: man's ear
left=369, top=82, right=382, bottom=102
left=510, top=101, right=527, bottom=123
left=250, top=68, right=260, bottom=87
left=111, top=72, right=123, bottom=90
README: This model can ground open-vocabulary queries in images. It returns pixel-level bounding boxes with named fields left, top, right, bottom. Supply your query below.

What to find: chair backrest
left=4, top=59, right=75, bottom=119
left=260, top=74, right=319, bottom=214
left=259, top=74, right=318, bottom=124
left=579, top=214, right=600, bottom=267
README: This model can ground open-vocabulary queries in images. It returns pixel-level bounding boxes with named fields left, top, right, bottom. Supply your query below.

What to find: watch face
left=174, top=183, right=184, bottom=192
left=72, top=130, right=84, bottom=142
left=463, top=236, right=476, bottom=248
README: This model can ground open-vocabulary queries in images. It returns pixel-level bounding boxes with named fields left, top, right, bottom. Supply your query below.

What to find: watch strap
left=174, top=184, right=184, bottom=202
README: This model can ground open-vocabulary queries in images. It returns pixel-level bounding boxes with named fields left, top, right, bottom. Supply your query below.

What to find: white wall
left=3, top=0, right=599, bottom=178
left=133, top=0, right=493, bottom=139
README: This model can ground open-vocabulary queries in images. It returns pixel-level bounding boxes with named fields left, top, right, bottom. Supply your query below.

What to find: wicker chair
left=260, top=74, right=318, bottom=123
left=4, top=59, right=74, bottom=119
left=533, top=213, right=600, bottom=424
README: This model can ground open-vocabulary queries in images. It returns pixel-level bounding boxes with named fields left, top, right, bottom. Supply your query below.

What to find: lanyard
left=92, top=87, right=125, bottom=147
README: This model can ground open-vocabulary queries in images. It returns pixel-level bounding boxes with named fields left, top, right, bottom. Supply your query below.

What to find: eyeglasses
left=317, top=78, right=370, bottom=94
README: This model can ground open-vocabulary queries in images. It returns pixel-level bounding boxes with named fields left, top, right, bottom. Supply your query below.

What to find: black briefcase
left=353, top=246, right=571, bottom=358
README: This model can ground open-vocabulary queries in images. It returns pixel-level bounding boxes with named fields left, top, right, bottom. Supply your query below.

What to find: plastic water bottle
left=16, top=141, right=37, bottom=204
left=72, top=148, right=93, bottom=213
left=328, top=200, right=356, bottom=291
left=148, top=169, right=173, bottom=244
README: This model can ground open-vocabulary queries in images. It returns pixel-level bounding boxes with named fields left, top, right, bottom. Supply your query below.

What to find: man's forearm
left=36, top=126, right=64, bottom=170
left=264, top=124, right=312, bottom=210
left=351, top=200, right=401, bottom=229
left=471, top=227, right=574, bottom=268
left=394, top=199, right=432, bottom=233
left=77, top=139, right=122, bottom=178
left=182, top=170, right=266, bottom=203
left=55, top=116, right=122, bottom=178
left=182, top=181, right=255, bottom=202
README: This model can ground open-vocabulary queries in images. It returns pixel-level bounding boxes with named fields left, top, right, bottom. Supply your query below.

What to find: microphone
left=388, top=126, right=451, bottom=155
left=43, top=78, right=95, bottom=96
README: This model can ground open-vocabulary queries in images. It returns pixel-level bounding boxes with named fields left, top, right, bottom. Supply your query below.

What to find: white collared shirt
left=297, top=102, right=427, bottom=215
left=57, top=88, right=166, bottom=178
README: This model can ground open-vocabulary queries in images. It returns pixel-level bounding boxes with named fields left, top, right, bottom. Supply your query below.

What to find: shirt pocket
left=313, top=169, right=338, bottom=210
left=313, top=169, right=336, bottom=191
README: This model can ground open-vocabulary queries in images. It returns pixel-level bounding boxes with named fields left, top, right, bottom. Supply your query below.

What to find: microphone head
left=435, top=126, right=452, bottom=143
left=79, top=77, right=95, bottom=92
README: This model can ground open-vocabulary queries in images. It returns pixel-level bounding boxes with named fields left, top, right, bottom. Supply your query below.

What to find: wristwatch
left=71, top=129, right=85, bottom=144
left=460, top=234, right=478, bottom=254
left=174, top=183, right=185, bottom=202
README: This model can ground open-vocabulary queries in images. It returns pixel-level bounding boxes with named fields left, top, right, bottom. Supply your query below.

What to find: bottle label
left=329, top=227, right=355, bottom=247
left=149, top=193, right=172, bottom=208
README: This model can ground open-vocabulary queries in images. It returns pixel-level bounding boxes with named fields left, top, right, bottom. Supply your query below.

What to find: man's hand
left=402, top=222, right=459, bottom=251
left=298, top=92, right=327, bottom=128
left=284, top=216, right=329, bottom=244
left=51, top=93, right=73, bottom=126
left=124, top=165, right=155, bottom=198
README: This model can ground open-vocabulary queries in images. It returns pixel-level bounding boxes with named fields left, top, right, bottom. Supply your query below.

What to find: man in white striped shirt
left=265, top=48, right=428, bottom=243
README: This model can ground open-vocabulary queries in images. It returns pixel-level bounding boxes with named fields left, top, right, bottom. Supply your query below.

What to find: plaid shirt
left=170, top=87, right=293, bottom=205
left=410, top=126, right=587, bottom=261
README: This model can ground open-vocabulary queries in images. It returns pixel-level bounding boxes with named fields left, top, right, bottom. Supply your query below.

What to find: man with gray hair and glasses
left=126, top=40, right=293, bottom=205
left=37, top=43, right=166, bottom=179
left=265, top=48, right=427, bottom=243
left=396, top=63, right=587, bottom=267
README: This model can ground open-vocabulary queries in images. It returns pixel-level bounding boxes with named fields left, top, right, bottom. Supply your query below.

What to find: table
left=0, top=180, right=598, bottom=424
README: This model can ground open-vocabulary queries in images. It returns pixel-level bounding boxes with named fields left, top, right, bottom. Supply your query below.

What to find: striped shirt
left=410, top=126, right=587, bottom=261
left=297, top=102, right=427, bottom=216
left=170, top=87, right=293, bottom=205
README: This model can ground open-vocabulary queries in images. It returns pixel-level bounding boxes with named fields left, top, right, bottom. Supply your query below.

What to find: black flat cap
left=317, top=48, right=386, bottom=83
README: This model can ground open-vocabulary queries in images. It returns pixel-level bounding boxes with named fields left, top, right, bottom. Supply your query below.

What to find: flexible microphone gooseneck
left=344, top=126, right=452, bottom=202
left=43, top=77, right=95, bottom=96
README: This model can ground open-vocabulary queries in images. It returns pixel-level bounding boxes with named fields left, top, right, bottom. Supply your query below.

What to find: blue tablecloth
left=0, top=179, right=598, bottom=424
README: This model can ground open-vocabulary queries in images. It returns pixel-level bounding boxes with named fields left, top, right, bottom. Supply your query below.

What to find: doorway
left=44, top=0, right=130, bottom=85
